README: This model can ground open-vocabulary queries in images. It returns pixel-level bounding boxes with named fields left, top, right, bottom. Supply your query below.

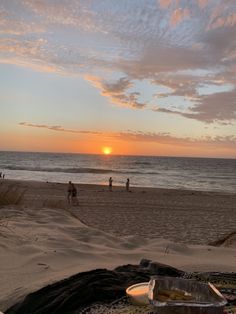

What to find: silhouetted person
left=2, top=174, right=5, bottom=179
left=67, top=181, right=73, bottom=204
left=109, top=177, right=113, bottom=191
left=0, top=172, right=2, bottom=178
left=71, top=183, right=78, bottom=205
left=126, top=178, right=130, bottom=191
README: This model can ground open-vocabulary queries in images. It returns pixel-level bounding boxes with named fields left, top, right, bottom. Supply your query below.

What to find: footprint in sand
left=37, top=263, right=49, bottom=269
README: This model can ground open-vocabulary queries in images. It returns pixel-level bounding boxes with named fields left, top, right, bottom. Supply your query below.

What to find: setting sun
left=102, top=147, right=112, bottom=155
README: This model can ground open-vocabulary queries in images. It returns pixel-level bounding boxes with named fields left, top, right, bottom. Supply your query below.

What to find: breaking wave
left=4, top=165, right=154, bottom=175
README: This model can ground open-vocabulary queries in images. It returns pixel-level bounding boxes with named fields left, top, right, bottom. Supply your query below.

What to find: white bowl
left=126, top=282, right=150, bottom=305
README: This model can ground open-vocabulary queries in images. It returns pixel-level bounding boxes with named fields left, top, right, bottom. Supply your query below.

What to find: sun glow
left=102, top=147, right=112, bottom=155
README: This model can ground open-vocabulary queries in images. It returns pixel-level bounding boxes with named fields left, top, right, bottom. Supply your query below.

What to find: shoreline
left=1, top=173, right=236, bottom=194
left=1, top=149, right=236, bottom=159
left=1, top=177, right=236, bottom=193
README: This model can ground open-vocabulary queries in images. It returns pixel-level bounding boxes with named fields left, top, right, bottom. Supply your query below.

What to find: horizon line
left=0, top=149, right=235, bottom=160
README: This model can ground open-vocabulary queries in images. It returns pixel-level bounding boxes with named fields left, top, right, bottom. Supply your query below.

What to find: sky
left=0, top=0, right=236, bottom=158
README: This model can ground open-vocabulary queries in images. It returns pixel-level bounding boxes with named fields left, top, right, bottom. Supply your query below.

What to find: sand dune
left=0, top=180, right=235, bottom=311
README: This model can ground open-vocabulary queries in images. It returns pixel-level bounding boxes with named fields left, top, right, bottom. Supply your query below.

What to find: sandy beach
left=0, top=179, right=236, bottom=311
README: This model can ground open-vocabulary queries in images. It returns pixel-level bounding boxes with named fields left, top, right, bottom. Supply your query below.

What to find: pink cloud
left=0, top=37, right=59, bottom=73
left=23, top=0, right=104, bottom=32
left=159, top=0, right=172, bottom=9
left=0, top=38, right=48, bottom=59
left=209, top=13, right=236, bottom=29
left=198, top=0, right=208, bottom=9
left=206, top=3, right=236, bottom=30
left=159, top=0, right=181, bottom=9
left=170, top=8, right=190, bottom=27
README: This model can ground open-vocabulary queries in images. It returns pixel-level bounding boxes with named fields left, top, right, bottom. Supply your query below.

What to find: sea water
left=0, top=151, right=235, bottom=192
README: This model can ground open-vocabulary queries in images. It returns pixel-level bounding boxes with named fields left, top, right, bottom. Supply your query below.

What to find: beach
left=0, top=179, right=236, bottom=311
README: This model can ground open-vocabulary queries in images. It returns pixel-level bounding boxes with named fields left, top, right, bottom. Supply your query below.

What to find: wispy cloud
left=0, top=9, right=45, bottom=36
left=207, top=2, right=236, bottom=30
left=198, top=0, right=208, bottom=10
left=0, top=37, right=58, bottom=73
left=86, top=75, right=145, bottom=109
left=19, top=122, right=236, bottom=149
left=170, top=8, right=190, bottom=27
left=22, top=0, right=104, bottom=32
left=19, top=122, right=102, bottom=135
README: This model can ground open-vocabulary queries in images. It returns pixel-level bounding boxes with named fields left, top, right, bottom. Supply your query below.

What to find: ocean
left=0, top=151, right=235, bottom=192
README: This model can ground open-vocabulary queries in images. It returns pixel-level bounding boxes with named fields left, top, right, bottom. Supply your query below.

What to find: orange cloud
left=0, top=37, right=59, bottom=73
left=170, top=8, right=190, bottom=27
left=0, top=57, right=57, bottom=73
left=158, top=0, right=181, bottom=9
left=198, top=0, right=208, bottom=9
left=19, top=122, right=236, bottom=150
left=0, top=38, right=46, bottom=56
left=159, top=0, right=172, bottom=9
left=0, top=9, right=45, bottom=36
left=19, top=122, right=102, bottom=135
left=23, top=0, right=104, bottom=33
left=1, top=122, right=235, bottom=157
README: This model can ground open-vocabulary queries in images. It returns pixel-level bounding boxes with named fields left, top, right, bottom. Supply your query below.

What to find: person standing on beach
left=71, top=183, right=78, bottom=205
left=67, top=181, right=73, bottom=204
left=109, top=177, right=113, bottom=191
left=126, top=178, right=130, bottom=191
